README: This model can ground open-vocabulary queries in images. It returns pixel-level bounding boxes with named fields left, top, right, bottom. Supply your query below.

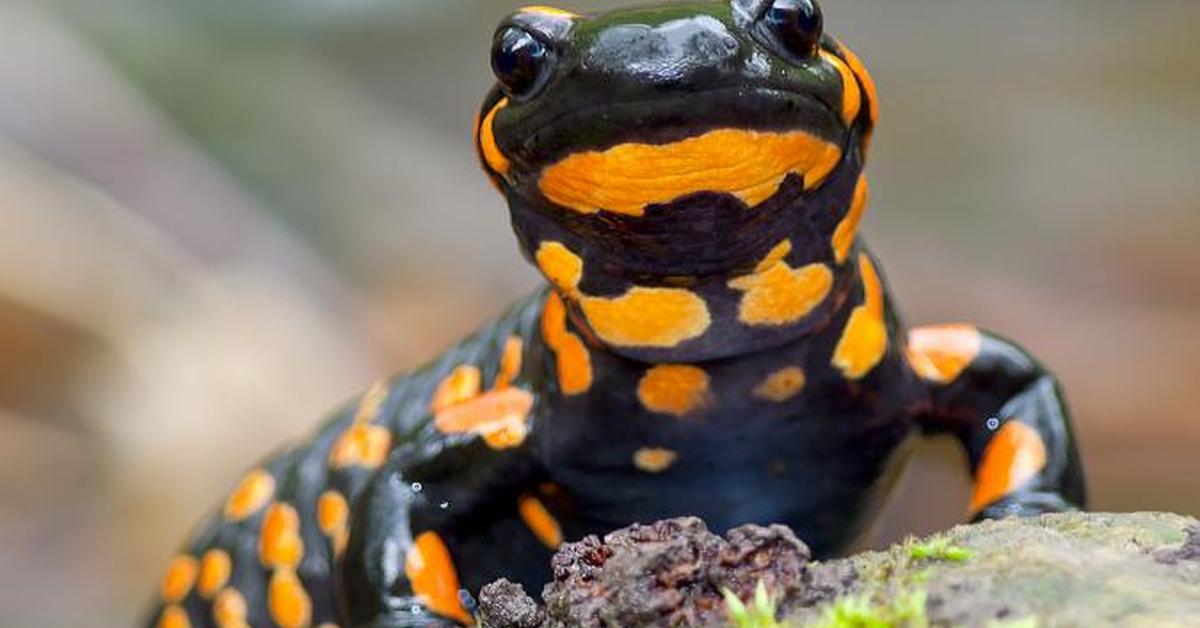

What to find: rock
left=478, top=512, right=1200, bottom=627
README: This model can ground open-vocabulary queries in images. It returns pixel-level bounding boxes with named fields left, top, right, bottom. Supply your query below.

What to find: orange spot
left=538, top=128, right=842, bottom=216
left=494, top=336, right=524, bottom=389
left=268, top=568, right=312, bottom=628
left=212, top=588, right=248, bottom=628
left=519, top=5, right=579, bottom=18
left=317, top=490, right=350, bottom=556
left=754, top=239, right=793, bottom=272
left=431, top=365, right=483, bottom=413
left=224, top=469, right=275, bottom=521
left=158, top=605, right=191, bottom=628
left=434, top=387, right=535, bottom=450
left=637, top=365, right=710, bottom=416
left=753, top=367, right=807, bottom=402
left=160, top=555, right=198, bottom=603
left=633, top=447, right=678, bottom=473
left=969, top=422, right=1048, bottom=515
left=259, top=503, right=304, bottom=569
left=518, top=495, right=564, bottom=549
left=728, top=251, right=833, bottom=326
left=405, top=531, right=473, bottom=625
left=554, top=333, right=593, bottom=395
left=906, top=324, right=983, bottom=384
left=580, top=287, right=711, bottom=348
left=831, top=254, right=888, bottom=379
left=541, top=292, right=593, bottom=395
left=353, top=379, right=389, bottom=425
left=479, top=98, right=511, bottom=175
left=535, top=241, right=585, bottom=296
left=831, top=176, right=869, bottom=264
left=329, top=423, right=392, bottom=469
left=197, top=549, right=232, bottom=598
left=821, top=50, right=862, bottom=125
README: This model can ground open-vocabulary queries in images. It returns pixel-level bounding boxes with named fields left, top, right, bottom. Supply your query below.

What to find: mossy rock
left=478, top=512, right=1200, bottom=627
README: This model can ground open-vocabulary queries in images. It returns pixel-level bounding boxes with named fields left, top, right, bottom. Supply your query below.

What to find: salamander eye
left=759, top=0, right=823, bottom=60
left=491, top=27, right=553, bottom=99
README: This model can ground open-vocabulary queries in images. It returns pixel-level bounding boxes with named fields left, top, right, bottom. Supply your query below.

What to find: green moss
left=906, top=537, right=972, bottom=563
left=810, top=589, right=928, bottom=628
left=724, top=581, right=785, bottom=628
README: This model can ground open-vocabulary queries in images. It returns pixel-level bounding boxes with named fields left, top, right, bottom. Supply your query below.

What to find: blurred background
left=1, top=0, right=1197, bottom=625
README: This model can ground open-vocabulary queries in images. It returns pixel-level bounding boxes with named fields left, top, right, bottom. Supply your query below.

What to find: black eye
left=491, top=27, right=552, bottom=99
left=760, top=0, right=823, bottom=60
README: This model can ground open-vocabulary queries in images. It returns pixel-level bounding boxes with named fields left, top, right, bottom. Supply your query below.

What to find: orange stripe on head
left=519, top=5, right=579, bottom=18
left=831, top=175, right=869, bottom=264
left=906, top=324, right=983, bottom=384
left=478, top=97, right=511, bottom=176
left=837, top=43, right=879, bottom=154
left=538, top=128, right=842, bottom=216
left=406, top=532, right=473, bottom=625
left=518, top=494, right=564, bottom=549
left=831, top=254, right=888, bottom=379
left=820, top=50, right=862, bottom=126
left=969, top=421, right=1048, bottom=515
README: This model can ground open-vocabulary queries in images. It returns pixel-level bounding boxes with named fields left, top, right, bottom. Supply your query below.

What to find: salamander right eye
left=758, top=0, right=823, bottom=61
left=491, top=27, right=553, bottom=99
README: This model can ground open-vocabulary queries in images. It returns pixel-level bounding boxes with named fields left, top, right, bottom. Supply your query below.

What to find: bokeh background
left=1, top=0, right=1197, bottom=625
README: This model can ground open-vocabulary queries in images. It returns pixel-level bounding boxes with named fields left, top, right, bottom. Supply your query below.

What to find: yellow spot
left=540, top=291, right=569, bottom=349
left=352, top=379, right=389, bottom=425
left=633, top=447, right=678, bottom=473
left=728, top=259, right=833, bottom=327
left=831, top=254, right=888, bottom=379
left=430, top=365, right=483, bottom=413
left=906, top=324, right=983, bottom=384
left=494, top=336, right=524, bottom=389
left=224, top=469, right=275, bottom=522
left=268, top=568, right=312, bottom=628
left=519, top=5, right=579, bottom=18
left=197, top=549, right=232, bottom=598
left=259, top=503, right=304, bottom=569
left=434, top=387, right=535, bottom=450
left=539, top=128, right=842, bottom=216
left=517, top=494, right=564, bottom=549
left=831, top=175, right=869, bottom=264
left=213, top=588, right=248, bottom=628
left=329, top=423, right=392, bottom=469
left=580, top=287, right=711, bottom=348
left=637, top=365, right=710, bottom=416
left=317, top=490, right=350, bottom=557
left=969, top=422, right=1048, bottom=515
left=754, top=239, right=793, bottom=272
left=158, top=605, right=191, bottom=628
left=406, top=531, right=473, bottom=625
left=753, top=367, right=807, bottom=402
left=479, top=98, right=511, bottom=175
left=160, top=555, right=198, bottom=603
left=535, top=241, right=585, bottom=296
left=821, top=50, right=862, bottom=125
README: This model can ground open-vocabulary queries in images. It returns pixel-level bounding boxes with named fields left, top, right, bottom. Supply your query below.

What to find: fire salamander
left=145, top=1, right=1086, bottom=626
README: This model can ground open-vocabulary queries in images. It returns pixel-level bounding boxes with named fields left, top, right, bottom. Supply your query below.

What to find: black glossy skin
left=144, top=2, right=1086, bottom=627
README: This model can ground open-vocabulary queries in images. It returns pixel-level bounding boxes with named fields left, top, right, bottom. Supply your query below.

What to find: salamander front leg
left=906, top=324, right=1086, bottom=520
left=339, top=435, right=549, bottom=628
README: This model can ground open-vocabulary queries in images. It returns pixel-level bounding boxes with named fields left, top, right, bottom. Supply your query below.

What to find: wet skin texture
left=144, top=2, right=1086, bottom=627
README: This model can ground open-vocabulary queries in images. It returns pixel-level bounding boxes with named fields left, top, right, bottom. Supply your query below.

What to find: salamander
left=143, top=1, right=1086, bottom=626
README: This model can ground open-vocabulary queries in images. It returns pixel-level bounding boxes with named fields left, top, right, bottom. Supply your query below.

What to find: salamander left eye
left=491, top=27, right=553, bottom=99
left=759, top=0, right=823, bottom=60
